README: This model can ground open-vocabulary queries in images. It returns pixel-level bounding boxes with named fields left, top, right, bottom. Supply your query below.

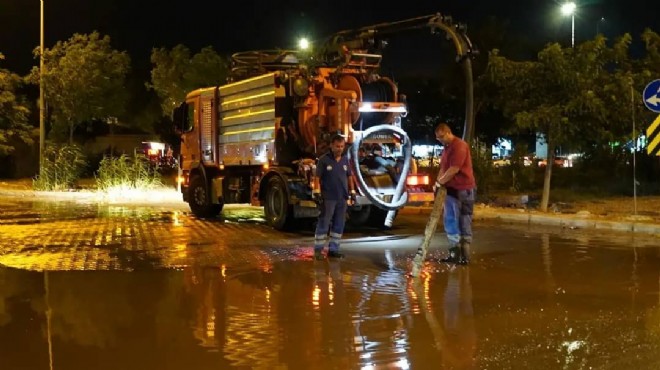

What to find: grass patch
left=95, top=154, right=162, bottom=193
left=33, top=144, right=87, bottom=191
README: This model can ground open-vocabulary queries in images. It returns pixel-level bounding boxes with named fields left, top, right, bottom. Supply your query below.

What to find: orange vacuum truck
left=172, top=13, right=476, bottom=230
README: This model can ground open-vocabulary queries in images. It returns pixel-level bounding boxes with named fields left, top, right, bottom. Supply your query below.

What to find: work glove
left=313, top=191, right=323, bottom=205
left=432, top=180, right=442, bottom=195
left=348, top=190, right=357, bottom=205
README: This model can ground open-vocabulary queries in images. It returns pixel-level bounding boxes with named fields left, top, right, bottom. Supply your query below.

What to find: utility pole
left=571, top=12, right=575, bottom=48
left=596, top=17, right=605, bottom=36
left=39, top=0, right=46, bottom=174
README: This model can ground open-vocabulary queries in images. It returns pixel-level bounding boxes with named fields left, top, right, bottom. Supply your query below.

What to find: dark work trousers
left=443, top=188, right=476, bottom=247
left=314, top=199, right=348, bottom=253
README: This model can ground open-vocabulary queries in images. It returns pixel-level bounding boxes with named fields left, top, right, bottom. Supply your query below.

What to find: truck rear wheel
left=189, top=175, right=223, bottom=219
left=264, top=176, right=293, bottom=230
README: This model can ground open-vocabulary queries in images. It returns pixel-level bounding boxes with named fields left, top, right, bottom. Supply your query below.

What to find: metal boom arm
left=317, top=13, right=477, bottom=142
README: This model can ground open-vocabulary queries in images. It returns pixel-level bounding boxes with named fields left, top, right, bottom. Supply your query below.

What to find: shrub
left=33, top=144, right=87, bottom=191
left=95, top=154, right=162, bottom=192
left=470, top=142, right=496, bottom=199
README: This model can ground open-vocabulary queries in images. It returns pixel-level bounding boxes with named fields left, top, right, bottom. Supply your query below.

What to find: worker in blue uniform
left=313, top=134, right=356, bottom=260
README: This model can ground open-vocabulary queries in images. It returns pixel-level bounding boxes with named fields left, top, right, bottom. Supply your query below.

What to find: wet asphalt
left=0, top=196, right=659, bottom=369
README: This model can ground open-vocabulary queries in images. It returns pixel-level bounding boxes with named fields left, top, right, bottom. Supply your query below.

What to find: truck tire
left=189, top=175, right=223, bottom=219
left=348, top=205, right=371, bottom=227
left=264, top=176, right=293, bottom=230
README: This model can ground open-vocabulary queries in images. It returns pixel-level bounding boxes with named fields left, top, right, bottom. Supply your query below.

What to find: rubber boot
left=457, top=240, right=471, bottom=265
left=440, top=246, right=460, bottom=263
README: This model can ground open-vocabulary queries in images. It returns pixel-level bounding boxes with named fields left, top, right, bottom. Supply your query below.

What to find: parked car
left=416, top=157, right=441, bottom=168
left=538, top=156, right=572, bottom=168
left=493, top=156, right=511, bottom=167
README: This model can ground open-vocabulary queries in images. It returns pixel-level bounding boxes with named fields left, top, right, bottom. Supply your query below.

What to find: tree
left=486, top=37, right=629, bottom=211
left=121, top=74, right=164, bottom=135
left=0, top=53, right=33, bottom=155
left=637, top=29, right=660, bottom=129
left=147, top=45, right=229, bottom=116
left=471, top=17, right=544, bottom=147
left=29, top=32, right=130, bottom=144
left=640, top=29, right=660, bottom=78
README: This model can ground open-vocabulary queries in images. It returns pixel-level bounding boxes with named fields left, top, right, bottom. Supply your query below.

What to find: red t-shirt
left=440, top=137, right=476, bottom=190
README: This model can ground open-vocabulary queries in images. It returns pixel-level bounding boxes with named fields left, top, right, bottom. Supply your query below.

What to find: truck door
left=181, top=99, right=201, bottom=169
left=200, top=97, right=215, bottom=165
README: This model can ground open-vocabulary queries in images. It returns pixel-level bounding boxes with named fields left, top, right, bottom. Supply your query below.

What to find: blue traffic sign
left=643, top=79, right=660, bottom=113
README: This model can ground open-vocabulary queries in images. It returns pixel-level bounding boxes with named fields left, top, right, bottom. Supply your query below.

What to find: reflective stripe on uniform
left=447, top=233, right=461, bottom=245
left=314, top=234, right=327, bottom=250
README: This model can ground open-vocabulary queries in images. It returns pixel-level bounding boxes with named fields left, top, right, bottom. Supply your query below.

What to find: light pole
left=39, top=0, right=45, bottom=174
left=596, top=17, right=605, bottom=36
left=561, top=2, right=576, bottom=48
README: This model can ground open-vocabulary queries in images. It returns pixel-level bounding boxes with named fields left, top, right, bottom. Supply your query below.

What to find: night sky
left=2, top=0, right=660, bottom=77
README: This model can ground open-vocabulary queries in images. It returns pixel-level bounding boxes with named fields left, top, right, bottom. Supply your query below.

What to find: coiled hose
left=350, top=124, right=411, bottom=213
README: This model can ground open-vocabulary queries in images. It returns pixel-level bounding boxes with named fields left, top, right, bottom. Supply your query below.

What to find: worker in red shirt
left=433, top=123, right=476, bottom=265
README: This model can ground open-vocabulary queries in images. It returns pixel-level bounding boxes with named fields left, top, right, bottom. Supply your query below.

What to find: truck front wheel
left=189, top=175, right=223, bottom=219
left=348, top=205, right=371, bottom=227
left=264, top=176, right=293, bottom=230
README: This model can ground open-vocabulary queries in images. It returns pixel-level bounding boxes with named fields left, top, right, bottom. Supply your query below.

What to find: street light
left=298, top=37, right=310, bottom=50
left=560, top=2, right=576, bottom=48
left=39, top=0, right=45, bottom=174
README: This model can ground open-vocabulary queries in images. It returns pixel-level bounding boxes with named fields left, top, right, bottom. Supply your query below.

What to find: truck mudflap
left=407, top=191, right=435, bottom=203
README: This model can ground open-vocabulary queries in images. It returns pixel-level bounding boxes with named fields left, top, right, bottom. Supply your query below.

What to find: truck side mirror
left=172, top=102, right=187, bottom=135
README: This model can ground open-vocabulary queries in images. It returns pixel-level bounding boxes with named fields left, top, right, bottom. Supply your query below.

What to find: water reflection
left=0, top=259, right=448, bottom=369
left=1, top=234, right=660, bottom=369
left=442, top=269, right=476, bottom=368
left=0, top=268, right=49, bottom=369
left=408, top=268, right=476, bottom=369
left=351, top=251, right=413, bottom=369
left=541, top=233, right=556, bottom=296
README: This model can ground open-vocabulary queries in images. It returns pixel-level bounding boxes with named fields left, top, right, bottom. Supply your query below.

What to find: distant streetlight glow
left=298, top=38, right=309, bottom=50
left=560, top=2, right=576, bottom=48
left=596, top=17, right=605, bottom=35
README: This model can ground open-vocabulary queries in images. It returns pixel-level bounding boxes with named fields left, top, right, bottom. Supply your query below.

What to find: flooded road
left=0, top=197, right=659, bottom=369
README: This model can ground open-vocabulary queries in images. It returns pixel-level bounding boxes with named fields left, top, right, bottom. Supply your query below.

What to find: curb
left=2, top=188, right=659, bottom=236
left=400, top=205, right=660, bottom=236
